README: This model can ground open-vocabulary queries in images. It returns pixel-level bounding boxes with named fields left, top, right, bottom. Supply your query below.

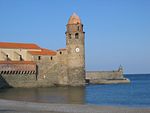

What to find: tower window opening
left=75, top=33, right=79, bottom=39
left=38, top=56, right=41, bottom=60
left=69, top=34, right=71, bottom=39
left=51, top=56, right=53, bottom=60
left=77, top=26, right=80, bottom=31
left=60, top=51, right=62, bottom=55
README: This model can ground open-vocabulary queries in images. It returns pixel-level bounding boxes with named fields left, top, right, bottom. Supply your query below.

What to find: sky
left=0, top=0, right=150, bottom=74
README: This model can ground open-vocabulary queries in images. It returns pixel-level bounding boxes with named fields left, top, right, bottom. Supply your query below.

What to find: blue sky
left=0, top=0, right=150, bottom=74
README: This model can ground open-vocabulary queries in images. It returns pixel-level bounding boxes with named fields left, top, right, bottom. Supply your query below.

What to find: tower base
left=68, top=67, right=85, bottom=86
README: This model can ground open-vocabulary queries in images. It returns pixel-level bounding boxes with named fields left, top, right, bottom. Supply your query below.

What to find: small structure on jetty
left=0, top=13, right=129, bottom=88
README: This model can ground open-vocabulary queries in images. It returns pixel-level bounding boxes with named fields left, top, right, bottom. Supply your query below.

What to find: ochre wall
left=0, top=48, right=40, bottom=61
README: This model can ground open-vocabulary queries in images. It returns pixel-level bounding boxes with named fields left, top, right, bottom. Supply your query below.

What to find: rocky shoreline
left=0, top=99, right=149, bottom=113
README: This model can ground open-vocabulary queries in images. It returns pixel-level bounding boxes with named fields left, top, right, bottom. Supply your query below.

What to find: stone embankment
left=0, top=66, right=130, bottom=88
left=86, top=71, right=130, bottom=84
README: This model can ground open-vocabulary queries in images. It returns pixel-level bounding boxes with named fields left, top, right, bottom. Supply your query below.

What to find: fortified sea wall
left=0, top=68, right=62, bottom=88
left=0, top=61, right=68, bottom=88
left=86, top=69, right=130, bottom=84
left=0, top=63, right=130, bottom=88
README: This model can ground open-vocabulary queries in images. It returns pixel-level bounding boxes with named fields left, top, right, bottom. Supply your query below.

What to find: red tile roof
left=0, top=42, right=41, bottom=49
left=28, top=48, right=56, bottom=56
left=0, top=61, right=36, bottom=64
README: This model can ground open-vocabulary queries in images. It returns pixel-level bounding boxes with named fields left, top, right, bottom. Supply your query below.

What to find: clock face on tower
left=75, top=48, right=80, bottom=52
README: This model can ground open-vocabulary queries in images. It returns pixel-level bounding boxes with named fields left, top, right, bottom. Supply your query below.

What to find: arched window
left=69, top=34, right=71, bottom=39
left=75, top=33, right=79, bottom=39
left=60, top=51, right=62, bottom=55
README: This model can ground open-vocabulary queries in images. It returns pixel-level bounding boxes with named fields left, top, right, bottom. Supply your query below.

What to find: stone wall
left=35, top=51, right=69, bottom=86
left=0, top=63, right=64, bottom=88
left=86, top=71, right=124, bottom=80
left=0, top=54, right=69, bottom=88
left=68, top=67, right=85, bottom=86
left=0, top=74, right=10, bottom=88
left=85, top=69, right=130, bottom=84
left=0, top=74, right=37, bottom=88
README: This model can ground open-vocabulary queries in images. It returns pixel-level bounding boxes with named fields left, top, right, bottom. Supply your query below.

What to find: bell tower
left=66, top=13, right=85, bottom=85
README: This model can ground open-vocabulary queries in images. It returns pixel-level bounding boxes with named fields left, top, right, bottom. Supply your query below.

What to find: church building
left=0, top=13, right=86, bottom=87
left=0, top=13, right=129, bottom=88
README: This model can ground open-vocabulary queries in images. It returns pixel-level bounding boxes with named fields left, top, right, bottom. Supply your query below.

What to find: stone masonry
left=0, top=13, right=129, bottom=88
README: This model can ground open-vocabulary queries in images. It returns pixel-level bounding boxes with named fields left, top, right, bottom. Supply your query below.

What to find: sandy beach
left=0, top=99, right=150, bottom=113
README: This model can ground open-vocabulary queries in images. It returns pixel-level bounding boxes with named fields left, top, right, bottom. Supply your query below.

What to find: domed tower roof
left=68, top=13, right=82, bottom=24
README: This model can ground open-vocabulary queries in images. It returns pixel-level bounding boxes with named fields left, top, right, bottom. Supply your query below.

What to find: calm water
left=0, top=74, right=150, bottom=107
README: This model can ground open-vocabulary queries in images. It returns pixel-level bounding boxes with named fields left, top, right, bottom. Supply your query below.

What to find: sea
left=0, top=74, right=150, bottom=107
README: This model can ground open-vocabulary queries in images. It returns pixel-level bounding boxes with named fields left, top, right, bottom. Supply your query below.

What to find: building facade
left=0, top=13, right=86, bottom=87
left=0, top=13, right=129, bottom=88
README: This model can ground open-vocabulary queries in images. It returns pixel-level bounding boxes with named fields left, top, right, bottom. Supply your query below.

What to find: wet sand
left=0, top=99, right=150, bottom=113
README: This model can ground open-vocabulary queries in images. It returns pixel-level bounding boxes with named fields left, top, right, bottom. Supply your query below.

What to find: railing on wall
left=0, top=62, right=37, bottom=75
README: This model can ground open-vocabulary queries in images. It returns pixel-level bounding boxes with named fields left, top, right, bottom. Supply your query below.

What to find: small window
left=60, top=51, right=62, bottom=54
left=20, top=55, right=23, bottom=61
left=77, top=26, right=80, bottom=31
left=38, top=56, right=41, bottom=60
left=69, top=34, right=71, bottom=39
left=51, top=56, right=53, bottom=60
left=6, top=55, right=9, bottom=61
left=75, top=33, right=79, bottom=39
